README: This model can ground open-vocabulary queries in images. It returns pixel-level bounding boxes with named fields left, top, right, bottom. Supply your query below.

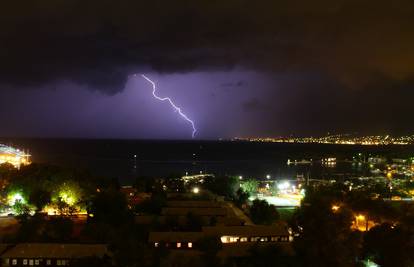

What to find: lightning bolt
left=140, top=74, right=197, bottom=138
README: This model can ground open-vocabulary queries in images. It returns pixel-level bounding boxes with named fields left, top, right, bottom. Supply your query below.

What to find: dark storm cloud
left=220, top=81, right=246, bottom=88
left=250, top=73, right=414, bottom=136
left=1, top=0, right=414, bottom=93
left=242, top=98, right=267, bottom=113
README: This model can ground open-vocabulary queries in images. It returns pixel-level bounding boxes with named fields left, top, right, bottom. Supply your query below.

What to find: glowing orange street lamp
left=331, top=205, right=340, bottom=212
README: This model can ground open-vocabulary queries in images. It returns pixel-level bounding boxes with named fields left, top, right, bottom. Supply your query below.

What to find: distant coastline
left=233, top=134, right=414, bottom=146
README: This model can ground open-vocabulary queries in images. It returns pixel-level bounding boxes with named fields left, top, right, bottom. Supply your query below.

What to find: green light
left=58, top=191, right=77, bottom=205
left=55, top=181, right=82, bottom=206
left=364, top=260, right=379, bottom=267
left=7, top=192, right=25, bottom=206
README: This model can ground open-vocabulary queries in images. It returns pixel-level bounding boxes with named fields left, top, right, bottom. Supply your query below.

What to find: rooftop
left=161, top=207, right=228, bottom=216
left=1, top=244, right=110, bottom=259
left=149, top=224, right=290, bottom=243
left=149, top=232, right=202, bottom=243
left=202, top=224, right=289, bottom=236
left=166, top=200, right=222, bottom=208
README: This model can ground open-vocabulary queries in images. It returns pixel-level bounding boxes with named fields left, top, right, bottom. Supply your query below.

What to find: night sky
left=1, top=1, right=414, bottom=139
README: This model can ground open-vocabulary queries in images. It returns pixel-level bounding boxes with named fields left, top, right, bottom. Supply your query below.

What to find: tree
left=56, top=198, right=77, bottom=216
left=241, top=244, right=298, bottom=267
left=54, top=180, right=83, bottom=206
left=363, top=223, right=414, bottom=267
left=203, top=175, right=238, bottom=198
left=0, top=163, right=15, bottom=190
left=235, top=188, right=250, bottom=207
left=135, top=191, right=166, bottom=214
left=29, top=189, right=51, bottom=212
left=12, top=201, right=32, bottom=216
left=249, top=199, right=279, bottom=225
left=241, top=179, right=258, bottom=196
left=88, top=189, right=132, bottom=226
left=292, top=185, right=362, bottom=267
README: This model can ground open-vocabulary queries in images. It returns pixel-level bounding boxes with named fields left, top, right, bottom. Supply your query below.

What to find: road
left=225, top=202, right=254, bottom=226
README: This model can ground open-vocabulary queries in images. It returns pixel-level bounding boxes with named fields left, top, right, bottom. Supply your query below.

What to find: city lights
left=234, top=134, right=414, bottom=145
left=0, top=144, right=31, bottom=169
left=277, top=181, right=290, bottom=191
left=192, top=187, right=200, bottom=194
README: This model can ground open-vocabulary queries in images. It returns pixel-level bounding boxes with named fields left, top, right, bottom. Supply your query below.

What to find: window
left=46, top=260, right=51, bottom=266
left=35, top=260, right=39, bottom=265
left=220, top=236, right=230, bottom=243
left=4, top=259, right=10, bottom=266
left=29, top=259, right=34, bottom=265
left=154, top=242, right=159, bottom=248
left=12, top=259, right=17, bottom=266
left=260, top=237, right=268, bottom=242
left=271, top=236, right=280, bottom=242
left=23, top=259, right=28, bottom=265
left=188, top=242, right=192, bottom=248
left=57, top=260, right=61, bottom=266
left=250, top=237, right=260, bottom=242
left=220, top=236, right=240, bottom=243
left=240, top=237, right=248, bottom=242
left=61, top=260, right=66, bottom=266
left=177, top=242, right=181, bottom=248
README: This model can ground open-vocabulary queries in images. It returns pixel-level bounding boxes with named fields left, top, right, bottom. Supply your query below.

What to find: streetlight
left=192, top=187, right=200, bottom=194
left=331, top=205, right=340, bottom=212
left=8, top=193, right=24, bottom=206
left=355, top=214, right=368, bottom=231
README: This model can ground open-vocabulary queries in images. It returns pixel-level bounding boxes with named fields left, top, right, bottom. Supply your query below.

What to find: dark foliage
left=249, top=199, right=279, bottom=225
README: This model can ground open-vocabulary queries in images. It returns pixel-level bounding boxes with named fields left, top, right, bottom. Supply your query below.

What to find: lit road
left=250, top=195, right=301, bottom=207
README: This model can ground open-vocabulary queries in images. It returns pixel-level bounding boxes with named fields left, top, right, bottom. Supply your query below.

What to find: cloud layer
left=1, top=0, right=414, bottom=93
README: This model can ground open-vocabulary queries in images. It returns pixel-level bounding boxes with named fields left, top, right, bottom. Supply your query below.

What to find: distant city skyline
left=235, top=133, right=414, bottom=145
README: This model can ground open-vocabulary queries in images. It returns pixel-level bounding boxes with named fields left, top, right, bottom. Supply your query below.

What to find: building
left=0, top=144, right=30, bottom=169
left=149, top=232, right=201, bottom=249
left=136, top=200, right=245, bottom=226
left=0, top=243, right=111, bottom=267
left=149, top=224, right=293, bottom=257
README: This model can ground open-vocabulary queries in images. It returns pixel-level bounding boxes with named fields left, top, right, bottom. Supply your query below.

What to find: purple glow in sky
left=0, top=69, right=413, bottom=139
left=0, top=71, right=274, bottom=139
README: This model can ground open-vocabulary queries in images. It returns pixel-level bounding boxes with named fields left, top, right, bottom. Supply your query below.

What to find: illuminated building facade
left=149, top=225, right=292, bottom=252
left=0, top=144, right=31, bottom=169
